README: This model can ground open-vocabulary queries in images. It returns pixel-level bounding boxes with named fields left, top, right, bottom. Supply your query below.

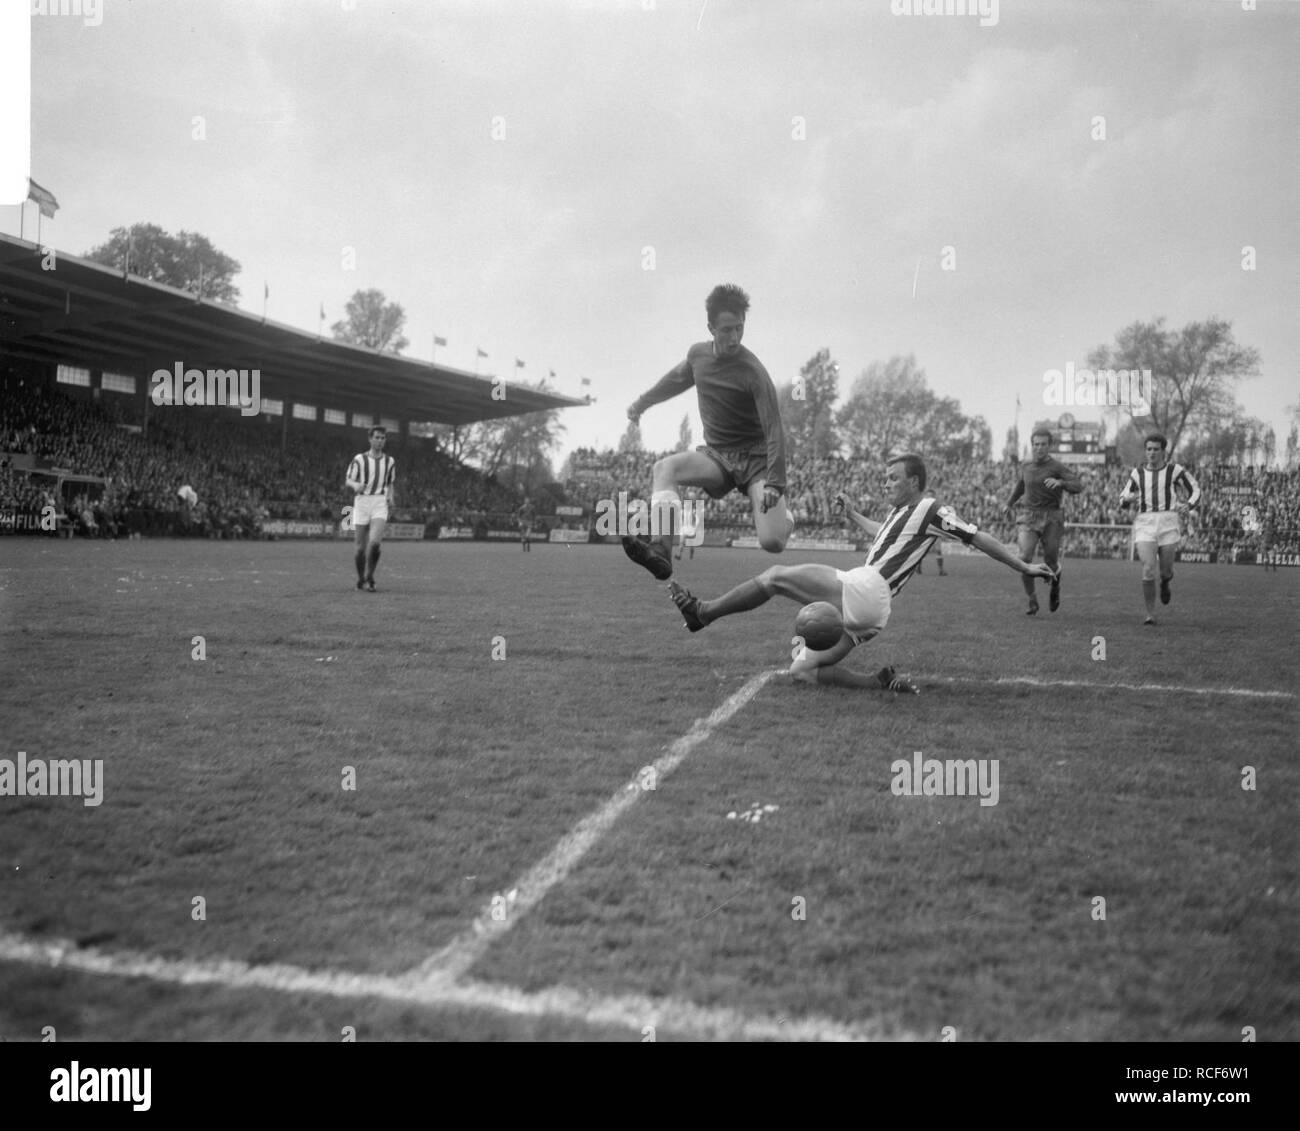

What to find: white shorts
left=835, top=564, right=892, bottom=645
left=352, top=494, right=389, bottom=527
left=1133, top=511, right=1181, bottom=547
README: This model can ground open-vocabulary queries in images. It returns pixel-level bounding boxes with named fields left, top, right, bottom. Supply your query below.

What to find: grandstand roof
left=0, top=233, right=586, bottom=427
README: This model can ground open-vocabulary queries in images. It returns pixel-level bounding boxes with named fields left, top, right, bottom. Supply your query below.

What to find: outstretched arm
left=973, top=530, right=1055, bottom=577
left=627, top=358, right=695, bottom=423
left=833, top=492, right=882, bottom=537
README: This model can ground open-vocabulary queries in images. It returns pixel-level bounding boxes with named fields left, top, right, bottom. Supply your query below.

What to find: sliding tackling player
left=346, top=426, right=396, bottom=591
left=668, top=454, right=1056, bottom=693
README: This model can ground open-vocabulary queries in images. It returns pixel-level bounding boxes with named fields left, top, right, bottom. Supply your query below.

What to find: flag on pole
left=265, top=283, right=270, bottom=299
left=320, top=303, right=326, bottom=322
left=580, top=378, right=591, bottom=387
left=435, top=336, right=447, bottom=347
left=27, top=179, right=59, bottom=219
left=515, top=358, right=525, bottom=369
left=476, top=348, right=488, bottom=358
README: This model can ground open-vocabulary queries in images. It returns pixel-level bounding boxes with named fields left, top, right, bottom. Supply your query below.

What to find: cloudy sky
left=6, top=0, right=1298, bottom=465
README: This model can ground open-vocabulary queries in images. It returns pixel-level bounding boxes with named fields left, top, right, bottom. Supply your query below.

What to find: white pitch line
left=922, top=675, right=1294, bottom=700
left=0, top=929, right=912, bottom=1041
left=410, top=669, right=780, bottom=984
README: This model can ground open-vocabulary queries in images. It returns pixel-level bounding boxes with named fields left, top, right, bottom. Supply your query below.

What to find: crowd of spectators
left=4, top=383, right=1296, bottom=557
left=0, top=382, right=526, bottom=538
left=563, top=446, right=1300, bottom=558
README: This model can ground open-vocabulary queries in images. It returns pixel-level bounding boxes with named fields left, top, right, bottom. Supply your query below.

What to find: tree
left=462, top=384, right=567, bottom=498
left=618, top=421, right=642, bottom=453
left=837, top=356, right=989, bottom=463
left=675, top=415, right=693, bottom=452
left=84, top=223, right=241, bottom=302
left=779, top=348, right=840, bottom=460
left=837, top=355, right=929, bottom=460
left=331, top=289, right=409, bottom=354
left=1003, top=424, right=1020, bottom=463
left=1086, top=317, right=1261, bottom=454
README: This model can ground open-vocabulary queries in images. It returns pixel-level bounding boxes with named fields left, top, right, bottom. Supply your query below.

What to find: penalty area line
left=921, top=675, right=1293, bottom=700
left=0, top=929, right=912, bottom=1041
left=409, top=669, right=781, bottom=985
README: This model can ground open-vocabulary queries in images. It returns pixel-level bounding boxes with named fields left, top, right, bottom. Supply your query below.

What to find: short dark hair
left=1144, top=432, right=1168, bottom=450
left=888, top=453, right=927, bottom=491
left=370, top=425, right=387, bottom=437
left=706, top=284, right=750, bottom=326
left=1031, top=428, right=1053, bottom=445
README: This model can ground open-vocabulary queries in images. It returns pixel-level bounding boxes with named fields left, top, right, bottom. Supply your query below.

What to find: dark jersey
left=630, top=342, right=787, bottom=491
left=865, top=497, right=979, bottom=597
left=1009, top=458, right=1080, bottom=509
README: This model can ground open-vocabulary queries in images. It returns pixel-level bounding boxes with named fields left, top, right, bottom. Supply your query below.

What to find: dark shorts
left=696, top=445, right=769, bottom=500
left=1016, top=507, right=1064, bottom=539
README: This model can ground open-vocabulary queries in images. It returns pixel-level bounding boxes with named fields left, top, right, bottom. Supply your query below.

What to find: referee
left=346, top=426, right=396, bottom=591
left=1005, top=429, right=1081, bottom=614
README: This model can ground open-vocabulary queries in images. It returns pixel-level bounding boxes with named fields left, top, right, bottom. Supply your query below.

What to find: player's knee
left=758, top=531, right=787, bottom=554
left=1140, top=563, right=1157, bottom=582
left=756, top=566, right=782, bottom=594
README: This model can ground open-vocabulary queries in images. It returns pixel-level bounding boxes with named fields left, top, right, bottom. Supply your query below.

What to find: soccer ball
left=794, top=601, right=843, bottom=651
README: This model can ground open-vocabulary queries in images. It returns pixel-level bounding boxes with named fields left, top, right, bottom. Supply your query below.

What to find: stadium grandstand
left=2, top=229, right=1295, bottom=561
left=0, top=231, right=586, bottom=540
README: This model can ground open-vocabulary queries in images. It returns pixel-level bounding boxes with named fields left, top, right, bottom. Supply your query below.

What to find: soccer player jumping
left=668, top=454, right=1057, bottom=693
left=346, top=426, right=396, bottom=591
left=1005, top=428, right=1081, bottom=614
left=1119, top=432, right=1201, bottom=625
left=622, top=284, right=792, bottom=580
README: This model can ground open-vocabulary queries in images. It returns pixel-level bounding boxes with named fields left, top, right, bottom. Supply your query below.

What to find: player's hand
left=832, top=492, right=849, bottom=517
left=1044, top=477, right=1062, bottom=489
left=1028, top=563, right=1057, bottom=580
left=761, top=486, right=782, bottom=514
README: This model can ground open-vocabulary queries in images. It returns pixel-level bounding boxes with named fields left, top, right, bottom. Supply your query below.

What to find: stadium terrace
left=150, top=363, right=261, bottom=417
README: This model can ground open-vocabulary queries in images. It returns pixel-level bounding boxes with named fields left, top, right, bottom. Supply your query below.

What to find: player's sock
left=1021, top=573, right=1036, bottom=597
left=366, top=544, right=381, bottom=580
left=354, top=547, right=366, bottom=581
left=1160, top=575, right=1171, bottom=604
left=698, top=578, right=767, bottom=623
left=1143, top=579, right=1156, bottom=614
left=651, top=489, right=682, bottom=559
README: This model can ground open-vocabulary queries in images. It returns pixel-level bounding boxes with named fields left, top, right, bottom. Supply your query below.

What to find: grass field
left=0, top=537, right=1295, bottom=1041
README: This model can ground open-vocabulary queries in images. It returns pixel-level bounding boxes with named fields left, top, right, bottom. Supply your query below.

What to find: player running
left=345, top=426, right=396, bottom=591
left=518, top=497, right=536, bottom=553
left=1119, top=433, right=1201, bottom=625
left=668, top=454, right=1056, bottom=693
left=1004, top=429, right=1082, bottom=614
left=622, top=284, right=792, bottom=581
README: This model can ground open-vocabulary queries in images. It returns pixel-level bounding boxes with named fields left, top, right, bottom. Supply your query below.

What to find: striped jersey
left=865, top=497, right=979, bottom=597
left=348, top=452, right=396, bottom=496
left=1119, top=463, right=1200, bottom=513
